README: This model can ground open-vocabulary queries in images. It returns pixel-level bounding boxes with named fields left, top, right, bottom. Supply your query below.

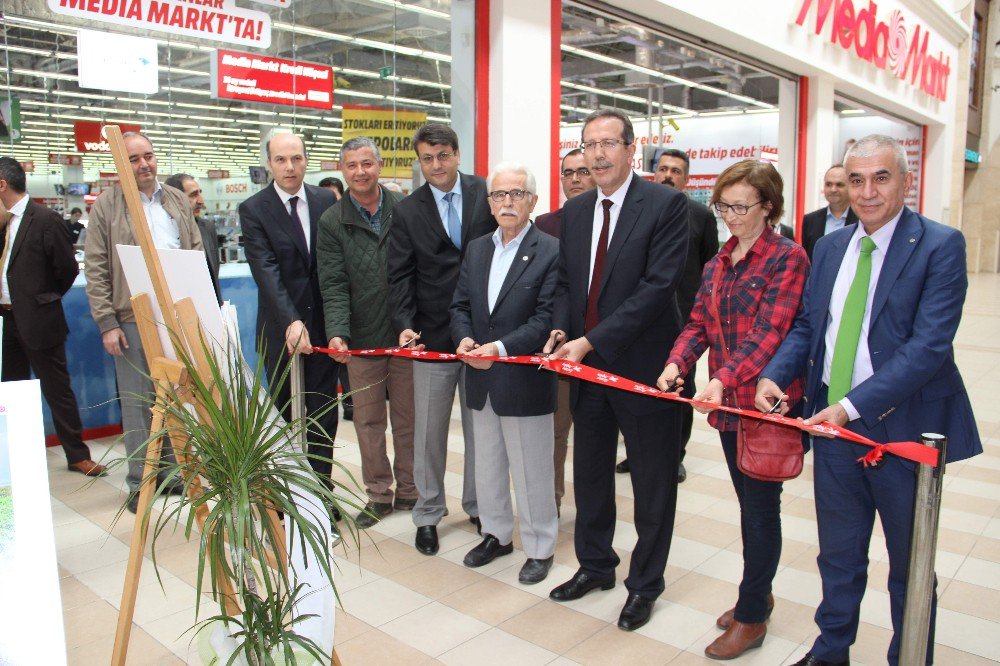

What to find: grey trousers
left=411, top=360, right=477, bottom=526
left=114, top=322, right=177, bottom=492
left=472, top=397, right=558, bottom=559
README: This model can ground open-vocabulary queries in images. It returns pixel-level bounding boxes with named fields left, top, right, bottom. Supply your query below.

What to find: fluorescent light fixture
left=840, top=109, right=866, bottom=115
left=561, top=80, right=694, bottom=115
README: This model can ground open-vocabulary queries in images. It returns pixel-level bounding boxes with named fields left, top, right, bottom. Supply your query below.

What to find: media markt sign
left=793, top=0, right=952, bottom=102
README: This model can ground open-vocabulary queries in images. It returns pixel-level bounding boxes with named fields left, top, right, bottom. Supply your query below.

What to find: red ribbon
left=312, top=346, right=940, bottom=468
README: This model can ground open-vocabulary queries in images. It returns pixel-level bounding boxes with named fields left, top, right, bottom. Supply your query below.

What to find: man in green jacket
left=318, top=137, right=415, bottom=527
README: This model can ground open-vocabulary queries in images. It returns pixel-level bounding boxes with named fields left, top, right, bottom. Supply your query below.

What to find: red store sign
left=207, top=169, right=231, bottom=179
left=210, top=49, right=334, bottom=110
left=794, top=0, right=952, bottom=102
left=74, top=122, right=142, bottom=153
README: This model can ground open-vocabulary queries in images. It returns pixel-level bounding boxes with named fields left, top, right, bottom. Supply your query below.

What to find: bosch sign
left=794, top=0, right=951, bottom=102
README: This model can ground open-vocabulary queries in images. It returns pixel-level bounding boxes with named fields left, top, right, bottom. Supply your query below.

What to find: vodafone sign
left=74, top=122, right=142, bottom=153
left=794, top=0, right=951, bottom=102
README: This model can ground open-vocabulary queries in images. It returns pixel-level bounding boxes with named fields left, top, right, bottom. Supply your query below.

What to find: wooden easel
left=102, top=126, right=340, bottom=665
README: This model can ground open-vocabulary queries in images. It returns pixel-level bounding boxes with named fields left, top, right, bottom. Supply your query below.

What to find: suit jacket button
left=808, top=359, right=814, bottom=367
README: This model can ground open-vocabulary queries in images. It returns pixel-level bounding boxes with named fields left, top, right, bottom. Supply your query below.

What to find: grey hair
left=844, top=134, right=908, bottom=174
left=341, top=136, right=382, bottom=161
left=487, top=162, right=537, bottom=195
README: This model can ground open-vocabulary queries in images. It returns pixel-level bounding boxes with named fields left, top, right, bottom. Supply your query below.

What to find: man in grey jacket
left=318, top=137, right=415, bottom=528
left=84, top=132, right=203, bottom=513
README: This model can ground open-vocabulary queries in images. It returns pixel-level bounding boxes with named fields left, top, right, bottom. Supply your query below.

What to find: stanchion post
left=899, top=433, right=948, bottom=666
left=289, top=351, right=307, bottom=453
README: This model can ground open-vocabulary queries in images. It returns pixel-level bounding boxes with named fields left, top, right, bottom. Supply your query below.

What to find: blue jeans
left=720, top=430, right=784, bottom=624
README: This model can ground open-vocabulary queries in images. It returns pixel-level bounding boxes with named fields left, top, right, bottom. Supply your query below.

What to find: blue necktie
left=443, top=192, right=462, bottom=249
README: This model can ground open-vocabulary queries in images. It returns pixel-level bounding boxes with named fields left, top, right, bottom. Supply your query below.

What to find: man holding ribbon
left=544, top=109, right=689, bottom=632
left=756, top=134, right=982, bottom=666
left=388, top=123, right=496, bottom=555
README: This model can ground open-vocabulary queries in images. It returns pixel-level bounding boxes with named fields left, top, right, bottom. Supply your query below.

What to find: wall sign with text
left=210, top=50, right=334, bottom=110
left=74, top=122, right=142, bottom=153
left=47, top=0, right=272, bottom=49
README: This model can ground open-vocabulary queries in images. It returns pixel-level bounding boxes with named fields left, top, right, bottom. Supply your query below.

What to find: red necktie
left=585, top=199, right=613, bottom=332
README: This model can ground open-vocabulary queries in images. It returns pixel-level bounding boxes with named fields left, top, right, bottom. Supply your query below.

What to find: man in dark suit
left=165, top=173, right=221, bottom=304
left=801, top=164, right=858, bottom=260
left=451, top=162, right=561, bottom=584
left=66, top=207, right=85, bottom=244
left=544, top=109, right=689, bottom=631
left=534, top=147, right=595, bottom=515
left=618, top=147, right=718, bottom=481
left=0, top=157, right=106, bottom=476
left=388, top=123, right=496, bottom=555
left=239, top=133, right=340, bottom=495
left=757, top=135, right=982, bottom=666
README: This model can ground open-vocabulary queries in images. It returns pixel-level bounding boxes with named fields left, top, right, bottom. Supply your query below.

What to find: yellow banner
left=341, top=106, right=427, bottom=178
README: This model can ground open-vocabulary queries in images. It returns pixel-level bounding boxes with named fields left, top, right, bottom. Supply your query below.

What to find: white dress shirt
left=273, top=181, right=311, bottom=251
left=1, top=193, right=29, bottom=305
left=429, top=176, right=463, bottom=236
left=486, top=223, right=532, bottom=356
left=141, top=182, right=181, bottom=250
left=824, top=206, right=850, bottom=236
left=822, top=207, right=904, bottom=420
left=589, top=170, right=633, bottom=286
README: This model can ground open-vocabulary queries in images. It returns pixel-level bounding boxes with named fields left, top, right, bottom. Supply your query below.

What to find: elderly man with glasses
left=450, top=162, right=561, bottom=584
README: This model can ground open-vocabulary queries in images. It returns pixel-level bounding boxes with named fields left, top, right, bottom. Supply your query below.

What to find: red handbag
left=708, top=266, right=803, bottom=482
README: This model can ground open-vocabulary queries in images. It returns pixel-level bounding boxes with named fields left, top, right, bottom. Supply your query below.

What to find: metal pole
left=289, top=352, right=307, bottom=453
left=899, top=433, right=948, bottom=666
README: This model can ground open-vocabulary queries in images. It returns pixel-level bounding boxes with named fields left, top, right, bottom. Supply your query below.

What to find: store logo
left=74, top=121, right=142, bottom=153
left=794, top=0, right=951, bottom=102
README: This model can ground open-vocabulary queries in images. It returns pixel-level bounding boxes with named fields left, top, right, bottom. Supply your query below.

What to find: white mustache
left=499, top=207, right=517, bottom=216
left=591, top=160, right=613, bottom=170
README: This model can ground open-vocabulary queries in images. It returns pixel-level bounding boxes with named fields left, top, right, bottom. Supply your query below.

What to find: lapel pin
left=909, top=238, right=915, bottom=243
left=522, top=256, right=528, bottom=261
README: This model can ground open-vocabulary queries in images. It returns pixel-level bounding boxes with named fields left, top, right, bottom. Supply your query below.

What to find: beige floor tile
left=499, top=600, right=607, bottom=654
left=385, top=554, right=488, bottom=600
left=565, top=624, right=681, bottom=665
left=381, top=601, right=490, bottom=657
left=334, top=627, right=438, bottom=665
left=438, top=627, right=558, bottom=666
left=663, top=571, right=739, bottom=618
left=939, top=579, right=1000, bottom=621
left=338, top=576, right=433, bottom=628
left=60, top=574, right=102, bottom=611
left=334, top=608, right=374, bottom=644
left=62, top=599, right=121, bottom=650
left=439, top=577, right=543, bottom=625
left=969, top=534, right=1000, bottom=561
left=57, top=533, right=132, bottom=575
left=672, top=516, right=741, bottom=549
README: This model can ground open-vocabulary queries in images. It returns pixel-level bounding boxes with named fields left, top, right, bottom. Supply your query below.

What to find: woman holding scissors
left=657, top=159, right=809, bottom=660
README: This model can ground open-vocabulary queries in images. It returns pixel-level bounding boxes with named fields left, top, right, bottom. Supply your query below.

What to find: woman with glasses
left=656, top=159, right=809, bottom=660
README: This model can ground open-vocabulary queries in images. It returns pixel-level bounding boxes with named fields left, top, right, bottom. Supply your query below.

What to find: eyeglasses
left=561, top=167, right=591, bottom=179
left=418, top=151, right=455, bottom=165
left=488, top=189, right=532, bottom=203
left=581, top=139, right=626, bottom=152
left=713, top=200, right=764, bottom=216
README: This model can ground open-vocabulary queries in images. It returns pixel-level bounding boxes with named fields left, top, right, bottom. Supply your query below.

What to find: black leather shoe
left=463, top=535, right=513, bottom=567
left=342, top=403, right=353, bottom=421
left=678, top=462, right=687, bottom=483
left=549, top=570, right=615, bottom=601
left=470, top=516, right=482, bottom=535
left=617, top=593, right=655, bottom=631
left=791, top=654, right=849, bottom=666
left=393, top=496, right=417, bottom=511
left=356, top=501, right=393, bottom=528
left=415, top=525, right=439, bottom=555
left=126, top=492, right=139, bottom=514
left=615, top=459, right=630, bottom=474
left=518, top=556, right=554, bottom=584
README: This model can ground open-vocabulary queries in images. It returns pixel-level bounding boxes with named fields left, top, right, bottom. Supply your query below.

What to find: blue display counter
left=48, top=264, right=259, bottom=439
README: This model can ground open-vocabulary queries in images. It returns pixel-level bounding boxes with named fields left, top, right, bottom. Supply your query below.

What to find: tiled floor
left=54, top=272, right=1000, bottom=665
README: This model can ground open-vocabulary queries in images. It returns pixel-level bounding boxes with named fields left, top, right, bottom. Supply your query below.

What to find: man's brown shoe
left=716, top=594, right=773, bottom=630
left=68, top=460, right=108, bottom=477
left=705, top=620, right=766, bottom=660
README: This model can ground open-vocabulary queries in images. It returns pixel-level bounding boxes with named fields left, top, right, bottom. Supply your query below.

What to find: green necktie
left=828, top=236, right=877, bottom=404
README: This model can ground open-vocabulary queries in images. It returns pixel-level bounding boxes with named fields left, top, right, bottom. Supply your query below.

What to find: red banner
left=312, top=346, right=940, bottom=468
left=210, top=50, right=333, bottom=110
left=74, top=121, right=142, bottom=153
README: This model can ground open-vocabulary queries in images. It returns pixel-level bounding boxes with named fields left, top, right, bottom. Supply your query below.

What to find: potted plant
left=115, top=337, right=366, bottom=665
